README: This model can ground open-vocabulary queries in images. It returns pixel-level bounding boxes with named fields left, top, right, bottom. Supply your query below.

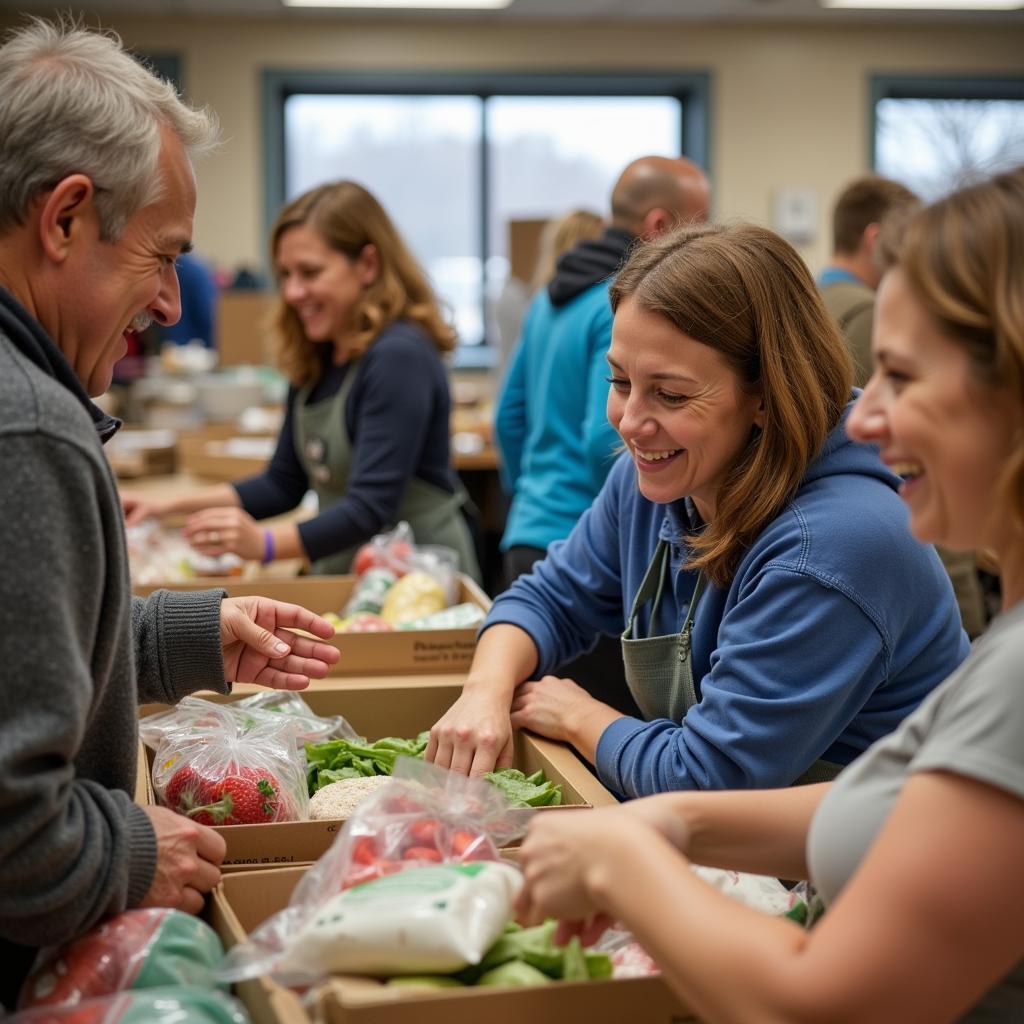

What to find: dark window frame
left=261, top=70, right=711, bottom=365
left=869, top=73, right=1024, bottom=170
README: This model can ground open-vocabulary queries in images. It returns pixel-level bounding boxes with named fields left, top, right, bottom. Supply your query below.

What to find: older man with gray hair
left=0, top=18, right=339, bottom=1006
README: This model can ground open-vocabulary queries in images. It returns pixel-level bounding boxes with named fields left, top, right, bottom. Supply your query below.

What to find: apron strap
left=623, top=539, right=671, bottom=641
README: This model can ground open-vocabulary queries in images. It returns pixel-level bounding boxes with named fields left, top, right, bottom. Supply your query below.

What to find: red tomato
left=402, top=846, right=443, bottom=862
left=407, top=818, right=441, bottom=845
left=352, top=541, right=414, bottom=577
left=350, top=835, right=379, bottom=865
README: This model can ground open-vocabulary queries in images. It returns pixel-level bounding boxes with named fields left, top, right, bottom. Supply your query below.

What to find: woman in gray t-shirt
left=513, top=166, right=1024, bottom=1023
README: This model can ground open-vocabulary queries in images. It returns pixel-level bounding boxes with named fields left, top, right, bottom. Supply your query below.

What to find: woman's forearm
left=464, top=622, right=541, bottom=701
left=662, top=783, right=828, bottom=880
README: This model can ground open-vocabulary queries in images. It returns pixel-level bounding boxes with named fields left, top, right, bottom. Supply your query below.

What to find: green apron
left=620, top=539, right=841, bottom=786
left=293, top=358, right=481, bottom=579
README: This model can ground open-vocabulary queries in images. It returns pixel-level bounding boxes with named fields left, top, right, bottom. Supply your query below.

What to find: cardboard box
left=105, top=428, right=178, bottom=478
left=142, top=682, right=617, bottom=868
left=209, top=865, right=696, bottom=1024
left=133, top=575, right=491, bottom=676
left=177, top=433, right=271, bottom=482
left=134, top=739, right=154, bottom=806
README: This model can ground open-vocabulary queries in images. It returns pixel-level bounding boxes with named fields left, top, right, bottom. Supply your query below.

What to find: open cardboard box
left=141, top=682, right=617, bottom=868
left=208, top=865, right=696, bottom=1024
left=133, top=575, right=490, bottom=676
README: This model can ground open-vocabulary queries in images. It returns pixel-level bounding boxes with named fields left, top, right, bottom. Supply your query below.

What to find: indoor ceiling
left=1, top=0, right=1022, bottom=23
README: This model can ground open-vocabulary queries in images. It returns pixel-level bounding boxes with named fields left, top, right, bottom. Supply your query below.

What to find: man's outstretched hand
left=219, top=596, right=340, bottom=689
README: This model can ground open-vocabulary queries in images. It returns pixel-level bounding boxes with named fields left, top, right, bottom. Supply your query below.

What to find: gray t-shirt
left=807, top=602, right=1024, bottom=1021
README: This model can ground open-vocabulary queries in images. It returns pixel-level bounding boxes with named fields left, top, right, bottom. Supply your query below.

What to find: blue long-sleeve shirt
left=233, top=321, right=458, bottom=562
left=486, top=403, right=970, bottom=798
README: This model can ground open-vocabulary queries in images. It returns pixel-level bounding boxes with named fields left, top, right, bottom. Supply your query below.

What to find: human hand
left=220, top=595, right=341, bottom=689
left=138, top=805, right=227, bottom=915
left=184, top=507, right=263, bottom=561
left=426, top=688, right=515, bottom=777
left=514, top=808, right=639, bottom=942
left=510, top=675, right=609, bottom=745
left=121, top=491, right=170, bottom=526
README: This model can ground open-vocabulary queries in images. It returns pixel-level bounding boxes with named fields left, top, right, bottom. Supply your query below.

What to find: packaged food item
left=142, top=699, right=309, bottom=825
left=397, top=602, right=486, bottom=631
left=379, top=570, right=447, bottom=625
left=342, top=567, right=397, bottom=617
left=217, top=757, right=531, bottom=986
left=17, top=910, right=224, bottom=1009
left=279, top=861, right=523, bottom=976
left=13, top=986, right=250, bottom=1023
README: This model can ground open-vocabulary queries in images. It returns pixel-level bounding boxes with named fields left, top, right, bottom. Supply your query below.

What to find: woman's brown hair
left=896, top=166, right=1024, bottom=535
left=270, top=181, right=457, bottom=386
left=609, top=222, right=853, bottom=587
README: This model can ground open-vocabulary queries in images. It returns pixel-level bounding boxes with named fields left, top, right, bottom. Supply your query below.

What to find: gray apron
left=621, top=539, right=841, bottom=786
left=293, top=358, right=481, bottom=579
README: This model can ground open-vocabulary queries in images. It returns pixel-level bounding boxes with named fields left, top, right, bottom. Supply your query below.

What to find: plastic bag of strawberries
left=217, top=755, right=532, bottom=986
left=141, top=699, right=309, bottom=826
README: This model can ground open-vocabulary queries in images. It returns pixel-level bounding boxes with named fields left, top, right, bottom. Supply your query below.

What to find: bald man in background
left=494, top=155, right=710, bottom=712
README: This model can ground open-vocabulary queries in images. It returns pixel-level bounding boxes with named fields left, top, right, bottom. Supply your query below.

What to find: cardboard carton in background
left=141, top=681, right=617, bottom=868
left=133, top=575, right=491, bottom=676
left=209, top=865, right=697, bottom=1024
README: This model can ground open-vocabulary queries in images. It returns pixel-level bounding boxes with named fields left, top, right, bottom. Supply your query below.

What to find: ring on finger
left=208, top=530, right=221, bottom=544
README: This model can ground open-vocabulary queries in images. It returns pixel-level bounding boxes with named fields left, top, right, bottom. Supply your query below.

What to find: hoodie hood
left=0, top=286, right=121, bottom=443
left=547, top=226, right=635, bottom=308
left=802, top=395, right=900, bottom=490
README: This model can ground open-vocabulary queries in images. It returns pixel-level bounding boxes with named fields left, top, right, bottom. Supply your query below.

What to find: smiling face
left=57, top=127, right=195, bottom=396
left=274, top=223, right=376, bottom=349
left=847, top=269, right=1021, bottom=553
left=606, top=296, right=764, bottom=520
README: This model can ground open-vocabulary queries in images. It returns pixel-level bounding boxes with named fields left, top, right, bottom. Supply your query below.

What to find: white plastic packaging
left=278, top=860, right=522, bottom=976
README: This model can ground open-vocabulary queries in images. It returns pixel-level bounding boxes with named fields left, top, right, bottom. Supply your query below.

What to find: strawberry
left=185, top=769, right=288, bottom=825
left=163, top=765, right=211, bottom=814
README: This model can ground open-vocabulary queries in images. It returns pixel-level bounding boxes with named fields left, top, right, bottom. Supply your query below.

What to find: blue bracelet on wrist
left=261, top=528, right=275, bottom=565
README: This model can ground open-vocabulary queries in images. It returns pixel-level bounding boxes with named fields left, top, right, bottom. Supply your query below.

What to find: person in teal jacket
left=429, top=221, right=968, bottom=796
left=495, top=155, right=710, bottom=580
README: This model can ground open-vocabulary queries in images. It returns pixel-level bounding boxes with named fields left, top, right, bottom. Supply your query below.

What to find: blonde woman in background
left=515, top=167, right=1024, bottom=1023
left=124, top=181, right=480, bottom=578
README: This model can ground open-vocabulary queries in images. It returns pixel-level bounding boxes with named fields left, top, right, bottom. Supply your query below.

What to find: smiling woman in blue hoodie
left=428, top=221, right=970, bottom=797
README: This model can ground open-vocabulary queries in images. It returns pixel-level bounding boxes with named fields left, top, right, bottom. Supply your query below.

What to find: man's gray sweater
left=0, top=288, right=229, bottom=1004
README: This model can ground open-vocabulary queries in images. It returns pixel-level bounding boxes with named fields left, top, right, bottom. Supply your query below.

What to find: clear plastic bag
left=232, top=691, right=358, bottom=744
left=142, top=698, right=309, bottom=825
left=17, top=909, right=224, bottom=1010
left=351, top=522, right=459, bottom=605
left=218, top=756, right=532, bottom=985
left=11, top=986, right=250, bottom=1023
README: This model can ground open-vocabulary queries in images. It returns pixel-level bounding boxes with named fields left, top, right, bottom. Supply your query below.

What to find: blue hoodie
left=495, top=227, right=633, bottom=552
left=485, top=404, right=970, bottom=798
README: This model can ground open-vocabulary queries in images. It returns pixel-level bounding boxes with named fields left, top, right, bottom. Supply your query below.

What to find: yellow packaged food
left=379, top=570, right=446, bottom=624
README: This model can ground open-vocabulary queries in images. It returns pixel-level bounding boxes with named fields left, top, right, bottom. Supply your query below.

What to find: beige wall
left=4, top=14, right=1021, bottom=273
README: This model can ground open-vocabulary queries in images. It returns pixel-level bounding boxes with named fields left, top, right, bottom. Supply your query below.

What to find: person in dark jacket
left=123, top=182, right=480, bottom=579
left=0, top=18, right=338, bottom=1008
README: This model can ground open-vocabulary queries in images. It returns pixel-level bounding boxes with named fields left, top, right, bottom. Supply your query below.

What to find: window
left=265, top=72, right=709, bottom=364
left=872, top=75, right=1024, bottom=201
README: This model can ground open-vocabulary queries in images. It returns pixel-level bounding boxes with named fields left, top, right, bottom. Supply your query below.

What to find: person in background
left=494, top=208, right=604, bottom=382
left=494, top=156, right=709, bottom=711
left=821, top=176, right=987, bottom=637
left=531, top=208, right=606, bottom=290
left=160, top=250, right=218, bottom=348
left=123, top=181, right=480, bottom=579
left=0, top=18, right=339, bottom=1008
left=515, top=166, right=1024, bottom=1024
left=428, top=220, right=968, bottom=797
left=818, top=174, right=918, bottom=387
